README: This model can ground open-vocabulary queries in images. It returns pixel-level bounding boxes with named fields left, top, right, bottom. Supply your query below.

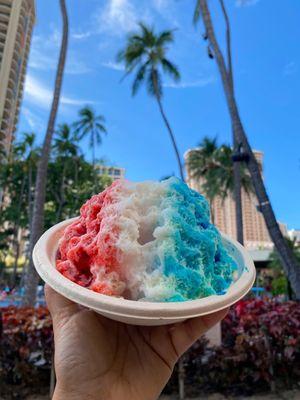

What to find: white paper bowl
left=33, top=217, right=256, bottom=326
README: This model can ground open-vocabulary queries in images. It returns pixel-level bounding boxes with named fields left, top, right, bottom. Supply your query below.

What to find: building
left=186, top=149, right=283, bottom=250
left=0, top=0, right=35, bottom=157
left=288, top=229, right=300, bottom=246
left=96, top=165, right=126, bottom=181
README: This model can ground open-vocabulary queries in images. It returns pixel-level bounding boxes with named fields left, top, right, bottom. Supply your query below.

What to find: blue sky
left=18, top=0, right=300, bottom=229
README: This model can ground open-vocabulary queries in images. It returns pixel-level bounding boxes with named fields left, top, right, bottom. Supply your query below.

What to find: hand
left=45, top=285, right=227, bottom=400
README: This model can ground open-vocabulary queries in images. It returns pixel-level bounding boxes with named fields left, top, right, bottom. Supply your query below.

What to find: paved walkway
left=21, top=390, right=300, bottom=400
left=160, top=391, right=300, bottom=400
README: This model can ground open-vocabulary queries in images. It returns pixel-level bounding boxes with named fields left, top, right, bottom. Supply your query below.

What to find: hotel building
left=0, top=0, right=35, bottom=157
left=186, top=149, right=286, bottom=250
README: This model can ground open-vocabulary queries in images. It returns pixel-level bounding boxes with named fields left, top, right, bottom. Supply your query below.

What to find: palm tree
left=194, top=0, right=300, bottom=299
left=11, top=133, right=37, bottom=286
left=54, top=124, right=79, bottom=158
left=22, top=0, right=69, bottom=306
left=53, top=124, right=79, bottom=222
left=269, top=238, right=300, bottom=299
left=73, top=106, right=107, bottom=169
left=117, top=22, right=184, bottom=181
left=186, top=137, right=252, bottom=224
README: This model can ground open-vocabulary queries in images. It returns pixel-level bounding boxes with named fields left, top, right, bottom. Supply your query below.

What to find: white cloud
left=236, top=0, right=260, bottom=6
left=71, top=31, right=92, bottom=40
left=164, top=76, right=215, bottom=89
left=22, top=107, right=44, bottom=131
left=66, top=60, right=92, bottom=75
left=29, top=29, right=92, bottom=75
left=95, top=0, right=138, bottom=36
left=151, top=0, right=178, bottom=25
left=24, top=75, right=94, bottom=109
left=152, top=0, right=169, bottom=10
left=101, top=61, right=125, bottom=71
left=283, top=61, right=297, bottom=76
left=32, top=29, right=61, bottom=48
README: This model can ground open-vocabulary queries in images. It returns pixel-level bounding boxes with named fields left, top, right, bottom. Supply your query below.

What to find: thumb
left=170, top=308, right=228, bottom=357
left=45, top=284, right=79, bottom=327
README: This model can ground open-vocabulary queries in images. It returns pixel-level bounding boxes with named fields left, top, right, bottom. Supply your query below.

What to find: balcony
left=0, top=20, right=7, bottom=31
left=0, top=30, right=5, bottom=41
left=0, top=4, right=10, bottom=15
left=0, top=0, right=12, bottom=7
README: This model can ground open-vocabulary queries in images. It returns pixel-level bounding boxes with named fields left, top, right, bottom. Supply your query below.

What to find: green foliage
left=193, top=0, right=202, bottom=25
left=272, top=276, right=288, bottom=296
left=186, top=136, right=253, bottom=205
left=2, top=299, right=299, bottom=399
left=165, top=298, right=300, bottom=397
left=269, top=238, right=300, bottom=271
left=0, top=117, right=112, bottom=286
left=0, top=306, right=52, bottom=398
left=117, top=22, right=180, bottom=98
left=269, top=238, right=300, bottom=297
left=73, top=106, right=107, bottom=166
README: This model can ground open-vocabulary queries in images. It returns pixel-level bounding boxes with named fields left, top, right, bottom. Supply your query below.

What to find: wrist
left=53, top=384, right=101, bottom=400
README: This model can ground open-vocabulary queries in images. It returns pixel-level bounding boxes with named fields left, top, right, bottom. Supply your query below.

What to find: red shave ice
left=56, top=180, right=126, bottom=296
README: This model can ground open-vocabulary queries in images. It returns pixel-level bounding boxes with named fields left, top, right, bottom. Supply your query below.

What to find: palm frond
left=198, top=136, right=219, bottom=156
left=156, top=29, right=175, bottom=46
left=95, top=115, right=105, bottom=123
left=132, top=62, right=149, bottom=96
left=95, top=122, right=107, bottom=133
left=119, top=59, right=142, bottom=83
left=161, top=58, right=180, bottom=81
left=118, top=22, right=180, bottom=99
left=138, top=22, right=156, bottom=45
left=117, top=43, right=145, bottom=65
left=193, top=0, right=202, bottom=25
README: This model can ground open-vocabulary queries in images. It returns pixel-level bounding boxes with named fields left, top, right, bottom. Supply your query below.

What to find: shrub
left=271, top=276, right=288, bottom=296
left=1, top=298, right=300, bottom=398
left=0, top=306, right=52, bottom=399
left=166, top=298, right=300, bottom=397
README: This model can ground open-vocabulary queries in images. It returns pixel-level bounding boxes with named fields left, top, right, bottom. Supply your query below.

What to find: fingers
left=169, top=308, right=228, bottom=357
left=45, top=285, right=79, bottom=326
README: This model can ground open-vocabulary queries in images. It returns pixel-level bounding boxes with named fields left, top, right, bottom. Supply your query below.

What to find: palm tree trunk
left=22, top=0, right=69, bottom=306
left=199, top=0, right=300, bottom=298
left=219, top=0, right=243, bottom=244
left=73, top=157, right=79, bottom=215
left=233, top=141, right=244, bottom=245
left=178, top=357, right=185, bottom=400
left=152, top=71, right=184, bottom=181
left=209, top=198, right=215, bottom=224
left=92, top=132, right=98, bottom=188
left=156, top=96, right=184, bottom=181
left=56, top=161, right=67, bottom=222
left=28, top=163, right=33, bottom=232
left=11, top=174, right=26, bottom=286
left=92, top=132, right=96, bottom=170
left=12, top=231, right=21, bottom=287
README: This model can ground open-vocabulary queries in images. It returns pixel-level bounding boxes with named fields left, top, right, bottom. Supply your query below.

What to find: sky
left=18, top=0, right=300, bottom=229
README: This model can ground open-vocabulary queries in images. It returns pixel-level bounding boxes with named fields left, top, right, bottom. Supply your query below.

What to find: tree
left=0, top=130, right=112, bottom=289
left=186, top=137, right=252, bottom=224
left=194, top=0, right=300, bottom=299
left=22, top=0, right=69, bottom=306
left=117, top=22, right=184, bottom=181
left=11, top=133, right=38, bottom=286
left=0, top=156, right=27, bottom=287
left=73, top=106, right=107, bottom=170
left=53, top=124, right=79, bottom=222
left=269, top=238, right=300, bottom=299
